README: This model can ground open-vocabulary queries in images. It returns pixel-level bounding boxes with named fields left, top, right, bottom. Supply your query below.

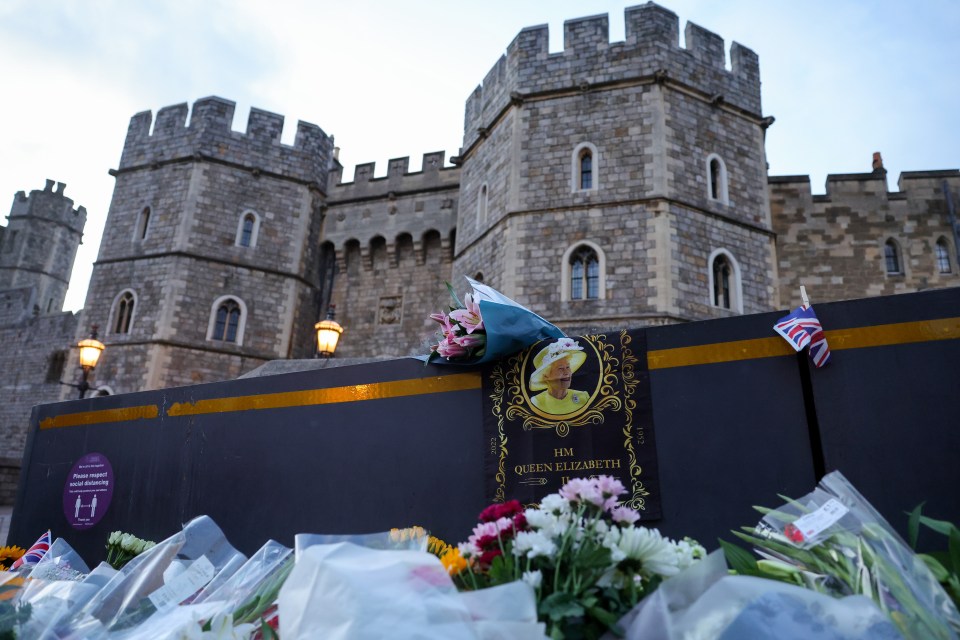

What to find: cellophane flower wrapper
left=612, top=550, right=902, bottom=640
left=294, top=529, right=428, bottom=559
left=14, top=539, right=100, bottom=638
left=753, top=470, right=960, bottom=639
left=22, top=537, right=90, bottom=582
left=279, top=541, right=545, bottom=640
left=193, top=539, right=293, bottom=632
left=63, top=515, right=245, bottom=638
left=430, top=277, right=564, bottom=365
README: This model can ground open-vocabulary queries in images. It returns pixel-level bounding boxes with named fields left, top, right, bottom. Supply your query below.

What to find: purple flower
left=611, top=505, right=640, bottom=525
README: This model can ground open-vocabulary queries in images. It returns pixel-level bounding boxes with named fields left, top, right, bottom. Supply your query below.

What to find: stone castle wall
left=0, top=311, right=80, bottom=497
left=324, top=153, right=460, bottom=357
left=3, top=3, right=958, bottom=508
left=770, top=170, right=960, bottom=308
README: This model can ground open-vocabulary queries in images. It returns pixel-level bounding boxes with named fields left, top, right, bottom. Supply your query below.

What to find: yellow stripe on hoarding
left=166, top=372, right=481, bottom=417
left=647, top=317, right=960, bottom=370
left=39, top=405, right=159, bottom=430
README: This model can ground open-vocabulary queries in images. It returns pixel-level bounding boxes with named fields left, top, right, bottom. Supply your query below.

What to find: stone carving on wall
left=378, top=295, right=403, bottom=325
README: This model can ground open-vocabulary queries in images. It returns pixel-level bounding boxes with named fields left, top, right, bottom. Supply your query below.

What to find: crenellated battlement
left=327, top=151, right=460, bottom=201
left=463, top=2, right=761, bottom=149
left=8, top=180, right=86, bottom=233
left=769, top=169, right=960, bottom=201
left=119, top=97, right=334, bottom=188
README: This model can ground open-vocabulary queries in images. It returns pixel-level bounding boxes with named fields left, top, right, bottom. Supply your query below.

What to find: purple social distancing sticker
left=62, top=452, right=114, bottom=530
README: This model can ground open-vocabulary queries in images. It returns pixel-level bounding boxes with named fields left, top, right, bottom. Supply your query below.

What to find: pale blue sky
left=0, top=0, right=957, bottom=311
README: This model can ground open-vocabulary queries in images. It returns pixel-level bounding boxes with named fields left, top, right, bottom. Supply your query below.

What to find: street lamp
left=67, top=326, right=105, bottom=399
left=314, top=305, right=343, bottom=358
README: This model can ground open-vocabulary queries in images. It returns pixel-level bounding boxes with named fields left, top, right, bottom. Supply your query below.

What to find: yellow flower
left=390, top=526, right=427, bottom=544
left=440, top=548, right=468, bottom=576
left=0, top=546, right=24, bottom=564
left=427, top=535, right=452, bottom=559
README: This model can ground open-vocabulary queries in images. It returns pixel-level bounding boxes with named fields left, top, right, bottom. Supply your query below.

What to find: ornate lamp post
left=314, top=305, right=343, bottom=358
left=66, top=326, right=105, bottom=398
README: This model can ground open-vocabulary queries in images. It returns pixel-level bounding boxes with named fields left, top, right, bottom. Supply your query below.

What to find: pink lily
left=437, top=336, right=468, bottom=359
left=429, top=312, right=455, bottom=337
left=453, top=333, right=485, bottom=348
left=449, top=294, right=484, bottom=334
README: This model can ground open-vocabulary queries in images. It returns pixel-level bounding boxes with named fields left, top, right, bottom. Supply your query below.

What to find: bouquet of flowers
left=427, top=276, right=564, bottom=365
left=446, top=475, right=705, bottom=639
left=724, top=471, right=960, bottom=640
left=106, top=531, right=157, bottom=570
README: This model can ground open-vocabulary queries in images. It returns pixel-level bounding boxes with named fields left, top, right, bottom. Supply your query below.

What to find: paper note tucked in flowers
left=426, top=277, right=564, bottom=365
left=148, top=556, right=216, bottom=612
left=783, top=498, right=849, bottom=545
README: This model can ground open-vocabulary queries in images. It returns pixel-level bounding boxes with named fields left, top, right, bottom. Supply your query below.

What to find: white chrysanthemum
left=673, top=538, right=706, bottom=571
left=524, top=508, right=556, bottom=530
left=512, top=530, right=557, bottom=559
left=539, top=493, right=570, bottom=515
left=522, top=570, right=543, bottom=589
left=601, top=527, right=628, bottom=563
left=616, top=527, right=680, bottom=577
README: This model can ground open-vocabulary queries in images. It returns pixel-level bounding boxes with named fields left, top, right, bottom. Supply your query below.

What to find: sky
left=1, top=0, right=957, bottom=312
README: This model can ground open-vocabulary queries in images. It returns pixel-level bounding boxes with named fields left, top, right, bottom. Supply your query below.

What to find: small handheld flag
left=774, top=305, right=831, bottom=367
left=10, top=529, right=51, bottom=569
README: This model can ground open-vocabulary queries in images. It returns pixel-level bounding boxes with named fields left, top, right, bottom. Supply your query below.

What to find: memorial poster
left=482, top=330, right=661, bottom=517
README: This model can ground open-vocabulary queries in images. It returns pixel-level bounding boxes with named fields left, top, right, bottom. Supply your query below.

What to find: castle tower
left=0, top=180, right=86, bottom=317
left=453, top=4, right=777, bottom=332
left=79, top=97, right=334, bottom=393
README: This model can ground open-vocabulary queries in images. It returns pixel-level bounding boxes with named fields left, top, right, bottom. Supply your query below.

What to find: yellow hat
left=529, top=338, right=586, bottom=391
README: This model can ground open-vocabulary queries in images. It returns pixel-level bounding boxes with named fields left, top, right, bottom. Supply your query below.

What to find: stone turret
left=454, top=3, right=775, bottom=332
left=80, top=97, right=335, bottom=393
left=0, top=180, right=86, bottom=318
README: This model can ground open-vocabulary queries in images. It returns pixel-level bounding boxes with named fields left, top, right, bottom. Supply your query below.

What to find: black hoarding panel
left=12, top=359, right=489, bottom=561
left=647, top=311, right=817, bottom=545
left=809, top=288, right=960, bottom=540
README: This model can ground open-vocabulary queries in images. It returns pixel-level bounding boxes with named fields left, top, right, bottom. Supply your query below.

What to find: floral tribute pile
left=443, top=476, right=704, bottom=639
left=0, top=473, right=957, bottom=639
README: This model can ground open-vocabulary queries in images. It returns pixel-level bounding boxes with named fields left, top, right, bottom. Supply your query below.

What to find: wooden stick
left=800, top=285, right=810, bottom=308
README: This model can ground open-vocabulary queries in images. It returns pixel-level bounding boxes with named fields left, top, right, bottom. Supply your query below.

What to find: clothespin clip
left=800, top=285, right=810, bottom=309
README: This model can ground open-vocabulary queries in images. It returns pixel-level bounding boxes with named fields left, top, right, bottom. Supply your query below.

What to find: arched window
left=135, top=207, right=151, bottom=241
left=563, top=242, right=605, bottom=301
left=112, top=290, right=136, bottom=334
left=712, top=255, right=732, bottom=308
left=935, top=237, right=952, bottom=274
left=235, top=210, right=260, bottom=248
left=477, top=184, right=488, bottom=228
left=707, top=249, right=743, bottom=313
left=207, top=296, right=247, bottom=345
left=884, top=239, right=902, bottom=274
left=706, top=154, right=729, bottom=204
left=579, top=151, right=593, bottom=190
left=571, top=143, right=599, bottom=193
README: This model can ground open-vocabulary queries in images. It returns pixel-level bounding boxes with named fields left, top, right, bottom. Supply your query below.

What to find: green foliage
left=718, top=538, right=761, bottom=577
left=908, top=503, right=960, bottom=612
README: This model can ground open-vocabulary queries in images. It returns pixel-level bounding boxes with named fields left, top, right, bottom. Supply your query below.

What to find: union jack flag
left=774, top=305, right=831, bottom=368
left=10, top=529, right=51, bottom=569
